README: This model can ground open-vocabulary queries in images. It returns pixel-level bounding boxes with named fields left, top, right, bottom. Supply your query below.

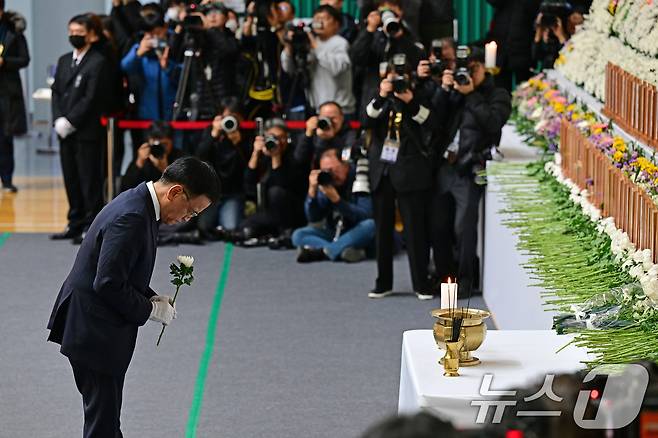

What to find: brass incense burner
left=431, top=308, right=490, bottom=367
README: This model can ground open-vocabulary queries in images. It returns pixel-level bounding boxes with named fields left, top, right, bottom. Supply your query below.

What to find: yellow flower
left=566, top=103, right=576, bottom=112
left=613, top=151, right=624, bottom=162
left=571, top=113, right=581, bottom=121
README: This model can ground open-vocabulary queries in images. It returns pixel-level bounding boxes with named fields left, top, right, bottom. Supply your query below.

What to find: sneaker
left=368, top=288, right=393, bottom=299
left=340, top=247, right=366, bottom=263
left=296, top=246, right=328, bottom=263
left=416, top=291, right=435, bottom=301
left=2, top=184, right=17, bottom=193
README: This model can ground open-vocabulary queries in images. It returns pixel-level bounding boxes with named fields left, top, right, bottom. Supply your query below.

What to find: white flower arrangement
left=544, top=157, right=658, bottom=308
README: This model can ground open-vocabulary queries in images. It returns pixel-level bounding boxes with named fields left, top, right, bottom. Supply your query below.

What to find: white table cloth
left=398, top=330, right=591, bottom=428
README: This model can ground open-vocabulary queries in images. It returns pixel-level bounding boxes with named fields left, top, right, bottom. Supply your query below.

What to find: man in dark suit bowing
left=47, top=157, right=220, bottom=438
left=50, top=14, right=109, bottom=243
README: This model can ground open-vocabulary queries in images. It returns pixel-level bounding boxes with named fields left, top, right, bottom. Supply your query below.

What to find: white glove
left=150, top=295, right=177, bottom=319
left=54, top=117, right=76, bottom=139
left=149, top=300, right=175, bottom=325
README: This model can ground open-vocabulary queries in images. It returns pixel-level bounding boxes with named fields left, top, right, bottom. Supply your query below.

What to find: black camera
left=264, top=135, right=279, bottom=151
left=380, top=9, right=400, bottom=35
left=285, top=22, right=312, bottom=55
left=317, top=170, right=334, bottom=186
left=539, top=0, right=572, bottom=28
left=454, top=45, right=471, bottom=86
left=317, top=116, right=332, bottom=131
left=429, top=59, right=448, bottom=76
left=221, top=115, right=239, bottom=133
left=389, top=53, right=409, bottom=92
left=149, top=140, right=166, bottom=159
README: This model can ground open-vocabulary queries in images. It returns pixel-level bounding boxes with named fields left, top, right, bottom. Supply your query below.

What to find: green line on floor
left=186, top=243, right=234, bottom=438
left=0, top=232, right=10, bottom=249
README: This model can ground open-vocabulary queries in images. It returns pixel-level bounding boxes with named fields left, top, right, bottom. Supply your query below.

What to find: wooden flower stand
left=603, top=62, right=658, bottom=150
left=560, top=119, right=658, bottom=263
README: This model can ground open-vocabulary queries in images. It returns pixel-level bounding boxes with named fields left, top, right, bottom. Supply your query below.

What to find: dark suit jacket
left=51, top=49, right=107, bottom=141
left=47, top=183, right=158, bottom=376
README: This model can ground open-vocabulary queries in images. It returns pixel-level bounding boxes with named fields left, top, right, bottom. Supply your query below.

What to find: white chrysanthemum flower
left=177, top=255, right=194, bottom=268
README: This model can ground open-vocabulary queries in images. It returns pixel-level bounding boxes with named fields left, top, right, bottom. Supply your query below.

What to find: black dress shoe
left=296, top=246, right=328, bottom=263
left=174, top=230, right=204, bottom=245
left=71, top=232, right=86, bottom=245
left=50, top=227, right=81, bottom=240
left=2, top=184, right=18, bottom=193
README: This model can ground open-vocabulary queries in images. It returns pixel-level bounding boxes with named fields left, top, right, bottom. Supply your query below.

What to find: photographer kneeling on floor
left=292, top=147, right=374, bottom=263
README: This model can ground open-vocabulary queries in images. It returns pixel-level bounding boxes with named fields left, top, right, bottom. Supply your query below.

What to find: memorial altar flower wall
left=556, top=0, right=658, bottom=100
left=502, top=75, right=658, bottom=365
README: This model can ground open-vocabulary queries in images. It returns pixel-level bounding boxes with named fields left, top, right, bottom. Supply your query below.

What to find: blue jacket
left=121, top=43, right=179, bottom=120
left=305, top=169, right=372, bottom=231
left=47, top=183, right=159, bottom=376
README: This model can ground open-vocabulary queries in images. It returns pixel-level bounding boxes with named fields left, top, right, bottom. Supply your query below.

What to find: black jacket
left=244, top=148, right=307, bottom=202
left=0, top=11, right=29, bottom=135
left=432, top=75, right=511, bottom=171
left=197, top=129, right=251, bottom=197
left=486, top=0, right=541, bottom=72
left=120, top=148, right=184, bottom=192
left=52, top=49, right=108, bottom=141
left=363, top=95, right=435, bottom=193
left=350, top=28, right=424, bottom=118
left=47, top=183, right=158, bottom=376
left=295, top=125, right=357, bottom=170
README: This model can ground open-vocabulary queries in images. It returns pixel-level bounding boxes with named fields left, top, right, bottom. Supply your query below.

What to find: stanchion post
left=106, top=117, right=115, bottom=202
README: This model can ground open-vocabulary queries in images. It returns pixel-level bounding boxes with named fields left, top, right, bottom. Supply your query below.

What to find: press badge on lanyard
left=380, top=111, right=402, bottom=164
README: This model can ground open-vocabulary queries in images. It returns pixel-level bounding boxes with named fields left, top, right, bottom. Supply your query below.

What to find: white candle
left=441, top=279, right=458, bottom=310
left=485, top=41, right=497, bottom=69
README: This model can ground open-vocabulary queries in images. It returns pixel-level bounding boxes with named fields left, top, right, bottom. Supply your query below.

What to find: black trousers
left=70, top=360, right=125, bottom=438
left=0, top=124, right=14, bottom=186
left=240, top=186, right=304, bottom=238
left=431, top=166, right=483, bottom=296
left=60, top=135, right=105, bottom=232
left=372, top=175, right=431, bottom=294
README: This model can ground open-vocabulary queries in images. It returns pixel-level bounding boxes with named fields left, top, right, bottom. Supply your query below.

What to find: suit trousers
left=373, top=175, right=431, bottom=294
left=431, top=165, right=484, bottom=296
left=70, top=360, right=125, bottom=438
left=0, top=125, right=14, bottom=186
left=60, top=134, right=105, bottom=232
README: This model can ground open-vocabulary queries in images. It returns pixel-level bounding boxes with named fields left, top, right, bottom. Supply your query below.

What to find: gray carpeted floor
left=0, top=234, right=487, bottom=437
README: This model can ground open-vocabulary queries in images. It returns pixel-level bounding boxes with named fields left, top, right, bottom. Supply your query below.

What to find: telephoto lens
left=264, top=135, right=279, bottom=151
left=221, top=115, right=238, bottom=133
left=317, top=170, right=334, bottom=186
left=317, top=116, right=332, bottom=131
left=381, top=9, right=400, bottom=35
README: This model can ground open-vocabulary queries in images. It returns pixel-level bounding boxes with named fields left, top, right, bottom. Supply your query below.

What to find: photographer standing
left=120, top=3, right=178, bottom=122
left=236, top=118, right=306, bottom=243
left=364, top=70, right=435, bottom=300
left=293, top=148, right=374, bottom=263
left=281, top=5, right=356, bottom=119
left=532, top=4, right=583, bottom=70
left=297, top=101, right=356, bottom=171
left=429, top=47, right=511, bottom=297
left=197, top=97, right=250, bottom=235
left=351, top=0, right=424, bottom=119
left=0, top=0, right=29, bottom=193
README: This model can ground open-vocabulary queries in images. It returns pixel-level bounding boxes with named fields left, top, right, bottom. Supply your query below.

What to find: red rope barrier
left=101, top=117, right=361, bottom=130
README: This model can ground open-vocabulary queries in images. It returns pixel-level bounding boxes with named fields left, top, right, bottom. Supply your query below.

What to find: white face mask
left=226, top=19, right=238, bottom=33
left=166, top=7, right=179, bottom=22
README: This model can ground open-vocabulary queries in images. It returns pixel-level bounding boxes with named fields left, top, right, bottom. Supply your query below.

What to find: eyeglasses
left=182, top=189, right=200, bottom=218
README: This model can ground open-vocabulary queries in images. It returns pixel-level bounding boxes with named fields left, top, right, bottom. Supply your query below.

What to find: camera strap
left=380, top=110, right=402, bottom=163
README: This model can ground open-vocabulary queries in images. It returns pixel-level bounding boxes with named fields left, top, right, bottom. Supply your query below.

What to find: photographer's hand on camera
left=308, top=169, right=320, bottom=198
left=319, top=183, right=341, bottom=203
left=379, top=76, right=393, bottom=98
left=136, top=33, right=154, bottom=57
left=441, top=69, right=455, bottom=91
left=305, top=116, right=319, bottom=137
left=136, top=143, right=151, bottom=169
left=417, top=60, right=431, bottom=79
left=552, top=17, right=567, bottom=44
left=211, top=115, right=224, bottom=139
left=394, top=88, right=413, bottom=104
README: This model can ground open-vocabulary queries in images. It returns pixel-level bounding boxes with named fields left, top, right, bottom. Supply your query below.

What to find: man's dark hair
left=468, top=46, right=485, bottom=65
left=375, top=0, right=402, bottom=9
left=69, top=14, right=95, bottom=31
left=219, top=96, right=244, bottom=117
left=160, top=157, right=221, bottom=203
left=360, top=413, right=455, bottom=438
left=319, top=100, right=344, bottom=115
left=314, top=4, right=341, bottom=23
left=141, top=2, right=165, bottom=31
left=147, top=120, right=173, bottom=140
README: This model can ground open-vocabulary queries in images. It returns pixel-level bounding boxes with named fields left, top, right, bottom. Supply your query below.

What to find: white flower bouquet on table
left=157, top=255, right=195, bottom=346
